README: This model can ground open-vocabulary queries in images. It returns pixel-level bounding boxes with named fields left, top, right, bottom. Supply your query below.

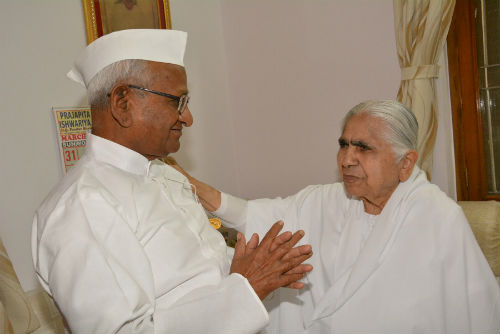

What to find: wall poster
left=53, top=107, right=92, bottom=173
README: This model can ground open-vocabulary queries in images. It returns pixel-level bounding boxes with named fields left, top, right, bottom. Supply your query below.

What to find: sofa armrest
left=458, top=200, right=500, bottom=277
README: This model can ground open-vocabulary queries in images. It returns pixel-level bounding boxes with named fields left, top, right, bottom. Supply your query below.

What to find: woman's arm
left=163, top=156, right=221, bottom=212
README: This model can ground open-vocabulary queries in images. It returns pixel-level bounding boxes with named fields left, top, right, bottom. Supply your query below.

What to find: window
left=447, top=0, right=499, bottom=200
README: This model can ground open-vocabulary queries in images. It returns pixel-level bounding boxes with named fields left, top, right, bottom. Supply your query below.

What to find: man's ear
left=399, top=150, right=418, bottom=182
left=109, top=84, right=134, bottom=128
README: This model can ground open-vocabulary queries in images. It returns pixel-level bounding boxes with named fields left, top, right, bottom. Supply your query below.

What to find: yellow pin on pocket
left=209, top=218, right=222, bottom=229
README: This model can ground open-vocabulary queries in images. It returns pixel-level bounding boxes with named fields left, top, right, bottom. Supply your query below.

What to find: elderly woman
left=171, top=100, right=499, bottom=333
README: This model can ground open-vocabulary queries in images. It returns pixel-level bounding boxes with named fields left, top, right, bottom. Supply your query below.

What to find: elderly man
left=32, top=29, right=313, bottom=333
left=173, top=100, right=500, bottom=333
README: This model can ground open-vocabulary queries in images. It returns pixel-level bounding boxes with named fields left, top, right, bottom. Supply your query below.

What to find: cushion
left=458, top=201, right=500, bottom=277
left=0, top=239, right=40, bottom=333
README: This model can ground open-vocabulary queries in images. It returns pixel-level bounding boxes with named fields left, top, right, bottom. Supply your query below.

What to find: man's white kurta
left=32, top=134, right=268, bottom=333
left=215, top=167, right=500, bottom=333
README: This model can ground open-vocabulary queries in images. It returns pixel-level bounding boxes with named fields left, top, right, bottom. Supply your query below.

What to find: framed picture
left=82, top=0, right=172, bottom=44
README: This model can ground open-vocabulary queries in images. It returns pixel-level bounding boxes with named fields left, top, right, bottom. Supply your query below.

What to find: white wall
left=0, top=0, right=455, bottom=292
left=168, top=0, right=240, bottom=193
left=216, top=0, right=455, bottom=199
left=219, top=0, right=402, bottom=198
left=0, top=0, right=88, bottom=291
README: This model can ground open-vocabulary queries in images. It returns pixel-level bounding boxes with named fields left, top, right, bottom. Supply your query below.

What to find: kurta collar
left=86, top=134, right=150, bottom=176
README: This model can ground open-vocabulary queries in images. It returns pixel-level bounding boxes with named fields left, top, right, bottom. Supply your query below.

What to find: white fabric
left=215, top=167, right=500, bottom=333
left=32, top=134, right=268, bottom=334
left=67, top=29, right=187, bottom=87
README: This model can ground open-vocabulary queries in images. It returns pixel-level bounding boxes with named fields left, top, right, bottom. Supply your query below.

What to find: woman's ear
left=109, top=84, right=134, bottom=128
left=399, top=150, right=418, bottom=182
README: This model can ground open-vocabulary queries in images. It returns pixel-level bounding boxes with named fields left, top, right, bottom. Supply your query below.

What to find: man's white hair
left=87, top=59, right=153, bottom=109
left=342, top=100, right=418, bottom=162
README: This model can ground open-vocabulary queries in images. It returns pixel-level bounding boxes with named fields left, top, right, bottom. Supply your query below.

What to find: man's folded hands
left=230, top=221, right=313, bottom=300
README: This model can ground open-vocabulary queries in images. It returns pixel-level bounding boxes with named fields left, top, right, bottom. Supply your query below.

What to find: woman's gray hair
left=342, top=100, right=418, bottom=162
left=87, top=59, right=154, bottom=109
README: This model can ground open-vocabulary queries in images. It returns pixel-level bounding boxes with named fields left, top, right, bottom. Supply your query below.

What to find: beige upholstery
left=0, top=238, right=65, bottom=334
left=0, top=299, right=14, bottom=334
left=0, top=239, right=40, bottom=333
left=458, top=201, right=500, bottom=277
left=27, top=289, right=65, bottom=334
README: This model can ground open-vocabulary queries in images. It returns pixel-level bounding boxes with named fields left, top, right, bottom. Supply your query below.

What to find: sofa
left=1, top=201, right=498, bottom=333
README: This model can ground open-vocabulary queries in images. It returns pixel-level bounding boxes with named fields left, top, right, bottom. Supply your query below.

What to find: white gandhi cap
left=67, top=29, right=187, bottom=88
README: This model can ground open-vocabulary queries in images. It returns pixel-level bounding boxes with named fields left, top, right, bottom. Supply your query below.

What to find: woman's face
left=337, top=113, right=405, bottom=213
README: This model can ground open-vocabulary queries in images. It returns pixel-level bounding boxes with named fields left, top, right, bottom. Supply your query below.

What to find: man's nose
left=179, top=106, right=193, bottom=127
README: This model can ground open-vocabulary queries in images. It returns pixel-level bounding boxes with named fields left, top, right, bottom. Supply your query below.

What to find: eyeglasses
left=128, top=84, right=190, bottom=114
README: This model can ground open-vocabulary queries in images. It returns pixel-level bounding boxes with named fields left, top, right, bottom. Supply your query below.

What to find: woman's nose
left=340, top=146, right=357, bottom=167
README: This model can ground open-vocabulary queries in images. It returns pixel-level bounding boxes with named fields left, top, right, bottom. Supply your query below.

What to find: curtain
left=393, top=0, right=455, bottom=180
left=0, top=239, right=40, bottom=333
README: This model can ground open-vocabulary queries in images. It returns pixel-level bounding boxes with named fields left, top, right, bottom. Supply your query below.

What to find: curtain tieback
left=401, top=64, right=440, bottom=80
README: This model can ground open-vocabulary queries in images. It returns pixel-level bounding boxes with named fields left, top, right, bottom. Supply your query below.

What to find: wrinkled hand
left=230, top=221, right=313, bottom=300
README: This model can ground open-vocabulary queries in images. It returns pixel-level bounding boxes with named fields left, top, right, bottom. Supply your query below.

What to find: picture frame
left=82, top=0, right=172, bottom=44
